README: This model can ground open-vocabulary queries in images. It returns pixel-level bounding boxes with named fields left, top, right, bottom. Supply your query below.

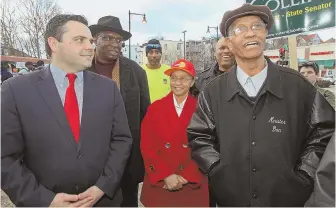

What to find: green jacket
left=316, top=85, right=335, bottom=109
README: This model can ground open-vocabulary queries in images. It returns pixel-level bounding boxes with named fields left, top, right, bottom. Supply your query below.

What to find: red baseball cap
left=164, top=59, right=195, bottom=77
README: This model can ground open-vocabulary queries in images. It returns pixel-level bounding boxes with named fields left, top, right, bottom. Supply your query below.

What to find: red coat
left=140, top=92, right=209, bottom=207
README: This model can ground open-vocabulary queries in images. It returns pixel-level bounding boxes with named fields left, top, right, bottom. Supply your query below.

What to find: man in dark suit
left=1, top=14, right=132, bottom=207
left=88, top=16, right=150, bottom=207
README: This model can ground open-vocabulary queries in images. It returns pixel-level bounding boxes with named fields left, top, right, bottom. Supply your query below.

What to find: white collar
left=173, top=94, right=188, bottom=109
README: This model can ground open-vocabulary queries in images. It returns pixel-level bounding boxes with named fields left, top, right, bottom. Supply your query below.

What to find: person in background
left=140, top=59, right=207, bottom=207
left=299, top=61, right=335, bottom=108
left=1, top=62, right=13, bottom=84
left=142, top=39, right=171, bottom=103
left=188, top=3, right=335, bottom=207
left=10, top=64, right=18, bottom=73
left=196, top=37, right=235, bottom=207
left=88, top=15, right=150, bottom=207
left=36, top=60, right=45, bottom=71
left=196, top=37, right=235, bottom=92
left=18, top=62, right=34, bottom=74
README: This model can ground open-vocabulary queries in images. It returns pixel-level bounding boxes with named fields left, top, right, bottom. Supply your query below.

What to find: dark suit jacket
left=88, top=56, right=150, bottom=183
left=1, top=67, right=133, bottom=206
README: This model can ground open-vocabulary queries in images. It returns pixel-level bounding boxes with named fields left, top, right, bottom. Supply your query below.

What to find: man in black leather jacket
left=187, top=3, right=335, bottom=207
left=196, top=37, right=235, bottom=92
left=305, top=133, right=335, bottom=207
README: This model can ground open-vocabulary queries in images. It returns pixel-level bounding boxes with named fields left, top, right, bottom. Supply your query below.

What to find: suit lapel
left=36, top=67, right=77, bottom=149
left=119, top=57, right=130, bottom=98
left=77, top=71, right=97, bottom=151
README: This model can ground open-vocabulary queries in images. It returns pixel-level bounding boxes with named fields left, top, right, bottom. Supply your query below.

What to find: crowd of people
left=1, top=3, right=335, bottom=207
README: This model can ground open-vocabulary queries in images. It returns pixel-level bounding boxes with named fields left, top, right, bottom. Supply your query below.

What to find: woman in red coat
left=140, top=59, right=209, bottom=207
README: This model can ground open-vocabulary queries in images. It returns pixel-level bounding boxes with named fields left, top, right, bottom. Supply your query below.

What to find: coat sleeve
left=1, top=81, right=56, bottom=206
left=187, top=91, right=220, bottom=174
left=176, top=159, right=202, bottom=184
left=296, top=90, right=335, bottom=180
left=140, top=105, right=174, bottom=185
left=95, top=82, right=133, bottom=198
left=138, top=67, right=150, bottom=122
left=305, top=133, right=335, bottom=207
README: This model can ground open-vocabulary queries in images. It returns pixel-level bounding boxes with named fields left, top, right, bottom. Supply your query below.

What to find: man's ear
left=47, top=37, right=59, bottom=54
left=228, top=39, right=233, bottom=52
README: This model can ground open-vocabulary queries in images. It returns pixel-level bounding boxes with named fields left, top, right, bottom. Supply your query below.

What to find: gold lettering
left=287, top=9, right=303, bottom=17
left=305, top=2, right=333, bottom=12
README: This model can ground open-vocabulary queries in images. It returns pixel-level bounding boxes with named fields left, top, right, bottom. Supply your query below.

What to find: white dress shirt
left=173, top=94, right=188, bottom=117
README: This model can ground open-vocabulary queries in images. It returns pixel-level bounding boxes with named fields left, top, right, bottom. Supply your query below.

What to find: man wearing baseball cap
left=188, top=3, right=335, bottom=207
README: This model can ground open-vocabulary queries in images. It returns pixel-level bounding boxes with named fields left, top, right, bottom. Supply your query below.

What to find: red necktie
left=64, top=74, right=80, bottom=143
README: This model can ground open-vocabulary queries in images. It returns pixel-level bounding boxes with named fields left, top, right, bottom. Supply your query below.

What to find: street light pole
left=182, top=30, right=187, bottom=59
left=129, top=10, right=131, bottom=59
left=207, top=26, right=219, bottom=41
left=128, top=10, right=147, bottom=59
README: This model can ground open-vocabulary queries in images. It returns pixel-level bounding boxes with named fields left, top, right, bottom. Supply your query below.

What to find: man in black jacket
left=88, top=16, right=150, bottom=207
left=187, top=3, right=335, bottom=207
left=305, top=133, right=335, bottom=207
left=196, top=37, right=235, bottom=91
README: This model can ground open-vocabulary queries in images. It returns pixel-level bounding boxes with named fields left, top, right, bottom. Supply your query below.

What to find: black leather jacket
left=187, top=57, right=335, bottom=206
left=305, top=133, right=335, bottom=207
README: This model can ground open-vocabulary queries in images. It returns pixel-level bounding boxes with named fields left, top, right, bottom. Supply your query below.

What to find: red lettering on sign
left=310, top=51, right=334, bottom=55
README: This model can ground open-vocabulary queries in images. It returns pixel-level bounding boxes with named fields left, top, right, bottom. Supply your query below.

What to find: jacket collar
left=225, top=56, right=283, bottom=101
left=87, top=56, right=131, bottom=98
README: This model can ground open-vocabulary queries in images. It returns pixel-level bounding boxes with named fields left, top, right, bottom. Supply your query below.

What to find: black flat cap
left=220, top=3, right=274, bottom=37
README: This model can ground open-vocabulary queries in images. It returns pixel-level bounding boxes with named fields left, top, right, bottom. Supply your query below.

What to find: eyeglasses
left=170, top=76, right=193, bottom=83
left=229, top=22, right=267, bottom=37
left=99, top=35, right=123, bottom=44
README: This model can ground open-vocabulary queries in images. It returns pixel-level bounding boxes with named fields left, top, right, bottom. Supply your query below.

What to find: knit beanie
left=146, top=39, right=162, bottom=56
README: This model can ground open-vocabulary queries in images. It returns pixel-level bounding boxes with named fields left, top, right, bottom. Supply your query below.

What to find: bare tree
left=0, top=0, right=23, bottom=55
left=164, top=49, right=183, bottom=65
left=16, top=0, right=61, bottom=58
left=186, top=38, right=216, bottom=72
left=1, top=0, right=61, bottom=58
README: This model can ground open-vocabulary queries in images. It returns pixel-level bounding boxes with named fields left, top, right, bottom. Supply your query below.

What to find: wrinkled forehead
left=230, top=15, right=264, bottom=28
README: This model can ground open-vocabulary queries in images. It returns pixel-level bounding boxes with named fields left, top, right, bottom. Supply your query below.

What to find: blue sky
left=58, top=0, right=335, bottom=45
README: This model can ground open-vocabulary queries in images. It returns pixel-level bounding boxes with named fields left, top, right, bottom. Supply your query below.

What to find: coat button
left=179, top=165, right=184, bottom=171
left=149, top=165, right=154, bottom=170
left=165, top=142, right=170, bottom=148
left=253, top=194, right=258, bottom=199
left=77, top=154, right=82, bottom=159
left=182, top=144, right=188, bottom=148
left=75, top=185, right=79, bottom=191
left=252, top=142, right=256, bottom=146
left=252, top=115, right=256, bottom=120
left=252, top=168, right=257, bottom=172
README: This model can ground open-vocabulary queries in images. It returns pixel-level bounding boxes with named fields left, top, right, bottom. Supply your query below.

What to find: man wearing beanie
left=142, top=39, right=171, bottom=103
left=188, top=3, right=335, bottom=207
